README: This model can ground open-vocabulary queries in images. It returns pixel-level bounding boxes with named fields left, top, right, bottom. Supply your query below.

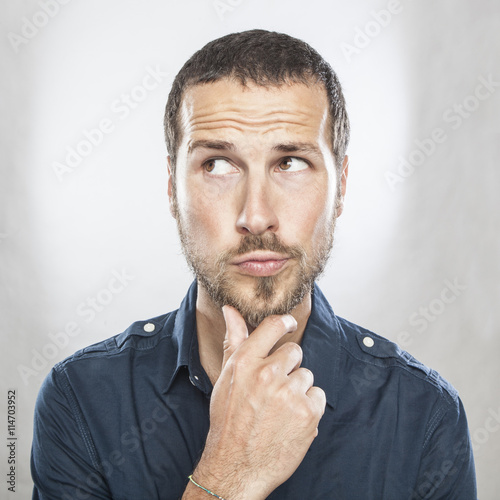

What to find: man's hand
left=189, top=305, right=326, bottom=500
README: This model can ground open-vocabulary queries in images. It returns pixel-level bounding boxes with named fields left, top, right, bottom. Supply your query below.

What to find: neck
left=195, top=282, right=312, bottom=386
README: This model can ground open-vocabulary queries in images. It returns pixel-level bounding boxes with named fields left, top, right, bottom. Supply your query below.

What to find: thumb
left=221, top=305, right=248, bottom=370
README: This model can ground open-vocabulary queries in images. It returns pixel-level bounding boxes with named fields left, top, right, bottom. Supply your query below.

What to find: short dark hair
left=164, top=29, right=350, bottom=175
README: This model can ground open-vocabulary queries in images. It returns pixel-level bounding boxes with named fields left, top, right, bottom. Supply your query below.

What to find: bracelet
left=188, top=474, right=227, bottom=500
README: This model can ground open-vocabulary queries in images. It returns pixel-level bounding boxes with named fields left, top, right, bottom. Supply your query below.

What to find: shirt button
left=363, top=336, right=374, bottom=348
left=143, top=323, right=155, bottom=333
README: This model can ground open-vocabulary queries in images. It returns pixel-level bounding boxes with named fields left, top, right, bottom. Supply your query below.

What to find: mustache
left=216, top=233, right=305, bottom=265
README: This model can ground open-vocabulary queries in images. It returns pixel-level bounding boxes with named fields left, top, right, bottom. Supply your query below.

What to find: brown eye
left=279, top=157, right=293, bottom=170
left=203, top=158, right=236, bottom=175
left=277, top=156, right=309, bottom=172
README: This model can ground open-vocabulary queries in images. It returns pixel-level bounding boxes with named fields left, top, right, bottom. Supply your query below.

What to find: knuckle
left=288, top=342, right=303, bottom=355
left=295, top=401, right=315, bottom=422
left=310, top=387, right=327, bottom=413
left=283, top=342, right=302, bottom=359
left=318, top=386, right=327, bottom=402
left=257, top=363, right=278, bottom=384
left=301, top=367, right=314, bottom=383
left=299, top=366, right=311, bottom=376
left=229, top=355, right=250, bottom=372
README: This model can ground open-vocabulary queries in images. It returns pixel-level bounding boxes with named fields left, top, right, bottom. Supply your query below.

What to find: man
left=31, top=30, right=477, bottom=499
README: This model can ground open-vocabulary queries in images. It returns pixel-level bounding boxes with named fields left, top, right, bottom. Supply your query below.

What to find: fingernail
left=284, top=315, right=297, bottom=331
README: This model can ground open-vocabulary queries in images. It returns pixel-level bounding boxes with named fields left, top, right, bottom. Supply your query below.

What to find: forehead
left=177, top=79, right=330, bottom=147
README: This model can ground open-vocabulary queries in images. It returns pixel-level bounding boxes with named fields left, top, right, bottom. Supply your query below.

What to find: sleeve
left=31, top=367, right=112, bottom=500
left=411, top=395, right=477, bottom=500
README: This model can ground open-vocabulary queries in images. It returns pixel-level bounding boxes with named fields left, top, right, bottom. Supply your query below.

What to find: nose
left=235, top=176, right=279, bottom=235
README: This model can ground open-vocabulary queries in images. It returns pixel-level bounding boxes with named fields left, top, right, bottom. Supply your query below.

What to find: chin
left=233, top=276, right=310, bottom=327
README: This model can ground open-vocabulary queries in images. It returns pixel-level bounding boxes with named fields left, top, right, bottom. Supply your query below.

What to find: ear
left=335, top=155, right=349, bottom=217
left=166, top=156, right=176, bottom=218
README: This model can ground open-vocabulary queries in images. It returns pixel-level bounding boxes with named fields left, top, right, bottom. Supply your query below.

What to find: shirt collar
left=166, top=281, right=341, bottom=408
left=165, top=281, right=200, bottom=392
left=300, top=284, right=341, bottom=409
left=171, top=280, right=198, bottom=369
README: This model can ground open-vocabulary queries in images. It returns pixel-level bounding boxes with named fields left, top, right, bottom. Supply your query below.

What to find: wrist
left=188, top=474, right=227, bottom=499
left=192, top=461, right=264, bottom=500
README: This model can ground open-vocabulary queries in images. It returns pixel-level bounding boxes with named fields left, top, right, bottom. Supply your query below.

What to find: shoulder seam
left=340, top=344, right=457, bottom=402
left=422, top=402, right=448, bottom=450
left=54, top=365, right=102, bottom=471
left=58, top=334, right=172, bottom=368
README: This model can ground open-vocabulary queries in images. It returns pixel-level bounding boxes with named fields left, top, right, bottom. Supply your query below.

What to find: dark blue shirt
left=31, top=282, right=477, bottom=499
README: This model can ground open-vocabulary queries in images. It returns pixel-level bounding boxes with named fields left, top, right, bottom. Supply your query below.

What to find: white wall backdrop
left=1, top=0, right=499, bottom=497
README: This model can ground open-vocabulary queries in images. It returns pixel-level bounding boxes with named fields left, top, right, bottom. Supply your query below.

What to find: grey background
left=1, top=0, right=499, bottom=498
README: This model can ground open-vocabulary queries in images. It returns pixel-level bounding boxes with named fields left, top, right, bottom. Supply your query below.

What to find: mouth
left=231, top=252, right=290, bottom=277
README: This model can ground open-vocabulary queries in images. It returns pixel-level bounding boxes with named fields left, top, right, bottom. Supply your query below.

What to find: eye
left=277, top=156, right=309, bottom=172
left=203, top=158, right=237, bottom=176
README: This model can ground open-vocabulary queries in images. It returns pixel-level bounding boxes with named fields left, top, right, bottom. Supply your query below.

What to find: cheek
left=178, top=165, right=239, bottom=210
left=180, top=180, right=236, bottom=243
left=292, top=202, right=331, bottom=246
left=281, top=176, right=334, bottom=239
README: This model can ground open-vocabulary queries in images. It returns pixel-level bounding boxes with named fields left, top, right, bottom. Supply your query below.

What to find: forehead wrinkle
left=181, top=80, right=329, bottom=123
left=179, top=82, right=331, bottom=154
left=189, top=120, right=314, bottom=135
left=189, top=111, right=316, bottom=127
left=187, top=107, right=322, bottom=132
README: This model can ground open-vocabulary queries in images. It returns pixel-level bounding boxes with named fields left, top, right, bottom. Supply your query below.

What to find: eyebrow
left=188, top=140, right=322, bottom=157
left=187, top=140, right=235, bottom=155
left=272, top=142, right=323, bottom=157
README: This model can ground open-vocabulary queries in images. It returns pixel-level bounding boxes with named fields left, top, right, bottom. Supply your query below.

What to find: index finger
left=235, top=314, right=298, bottom=359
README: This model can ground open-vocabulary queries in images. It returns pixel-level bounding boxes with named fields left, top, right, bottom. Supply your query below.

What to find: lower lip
left=236, top=259, right=288, bottom=277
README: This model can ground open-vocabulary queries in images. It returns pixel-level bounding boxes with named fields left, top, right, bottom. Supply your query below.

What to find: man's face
left=169, top=79, right=347, bottom=326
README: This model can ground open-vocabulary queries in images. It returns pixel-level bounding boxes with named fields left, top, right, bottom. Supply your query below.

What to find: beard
left=174, top=202, right=338, bottom=328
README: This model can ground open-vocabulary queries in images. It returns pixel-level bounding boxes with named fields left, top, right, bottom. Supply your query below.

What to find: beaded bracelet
left=188, top=474, right=227, bottom=500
